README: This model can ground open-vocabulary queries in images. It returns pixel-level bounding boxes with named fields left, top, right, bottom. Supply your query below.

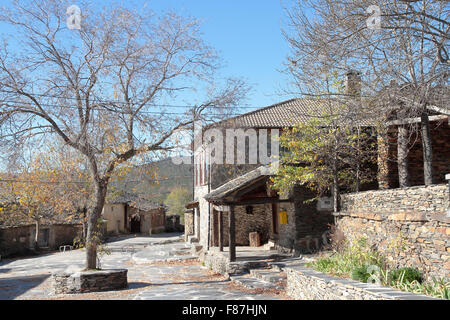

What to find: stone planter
left=52, top=269, right=128, bottom=294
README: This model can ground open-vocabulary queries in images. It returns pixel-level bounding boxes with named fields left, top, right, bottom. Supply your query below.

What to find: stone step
left=187, top=235, right=199, bottom=243
left=230, top=274, right=283, bottom=290
left=190, top=244, right=203, bottom=255
left=263, top=240, right=276, bottom=250
left=249, top=269, right=286, bottom=285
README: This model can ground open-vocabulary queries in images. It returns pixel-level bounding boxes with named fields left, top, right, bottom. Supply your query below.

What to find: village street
left=0, top=233, right=286, bottom=300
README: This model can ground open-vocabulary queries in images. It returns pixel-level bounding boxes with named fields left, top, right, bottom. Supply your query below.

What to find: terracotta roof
left=216, top=98, right=374, bottom=129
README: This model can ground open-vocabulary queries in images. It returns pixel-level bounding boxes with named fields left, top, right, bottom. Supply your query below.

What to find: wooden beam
left=229, top=205, right=236, bottom=262
left=226, top=198, right=293, bottom=206
left=219, top=211, right=223, bottom=252
left=213, top=205, right=230, bottom=212
left=387, top=114, right=448, bottom=126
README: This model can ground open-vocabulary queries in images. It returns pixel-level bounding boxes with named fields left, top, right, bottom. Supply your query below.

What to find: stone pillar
left=229, top=205, right=236, bottom=262
left=446, top=173, right=450, bottom=217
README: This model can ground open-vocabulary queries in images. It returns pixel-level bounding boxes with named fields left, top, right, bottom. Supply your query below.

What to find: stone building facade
left=103, top=200, right=166, bottom=235
left=190, top=99, right=354, bottom=254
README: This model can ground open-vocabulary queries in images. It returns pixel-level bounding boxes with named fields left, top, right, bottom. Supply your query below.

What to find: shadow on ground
left=126, top=282, right=153, bottom=289
left=0, top=274, right=50, bottom=300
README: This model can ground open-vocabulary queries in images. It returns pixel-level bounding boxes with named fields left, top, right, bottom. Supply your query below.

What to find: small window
left=246, top=206, right=253, bottom=215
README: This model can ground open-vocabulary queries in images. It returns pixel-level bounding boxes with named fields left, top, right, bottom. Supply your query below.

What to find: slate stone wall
left=340, top=184, right=448, bottom=214
left=338, top=184, right=450, bottom=280
left=286, top=264, right=436, bottom=300
left=184, top=210, right=194, bottom=241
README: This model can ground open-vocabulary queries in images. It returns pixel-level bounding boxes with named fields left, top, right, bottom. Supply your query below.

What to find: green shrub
left=351, top=265, right=371, bottom=283
left=389, top=267, right=422, bottom=284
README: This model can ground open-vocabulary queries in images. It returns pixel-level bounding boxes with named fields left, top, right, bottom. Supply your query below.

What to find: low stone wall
left=286, top=264, right=436, bottom=300
left=340, top=184, right=448, bottom=214
left=52, top=269, right=128, bottom=294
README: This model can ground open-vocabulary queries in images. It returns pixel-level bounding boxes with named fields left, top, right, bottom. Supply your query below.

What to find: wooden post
left=219, top=211, right=223, bottom=252
left=229, top=205, right=236, bottom=262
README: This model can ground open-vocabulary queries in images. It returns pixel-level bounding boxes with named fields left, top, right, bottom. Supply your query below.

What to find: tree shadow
left=0, top=274, right=50, bottom=300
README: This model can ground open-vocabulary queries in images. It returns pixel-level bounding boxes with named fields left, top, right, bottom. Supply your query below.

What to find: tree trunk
left=85, top=180, right=107, bottom=270
left=34, top=219, right=40, bottom=250
left=397, top=124, right=410, bottom=188
left=421, top=112, right=434, bottom=186
left=332, top=155, right=339, bottom=213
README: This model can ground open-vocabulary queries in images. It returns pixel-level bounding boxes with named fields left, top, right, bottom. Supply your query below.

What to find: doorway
left=38, top=228, right=50, bottom=247
left=130, top=215, right=141, bottom=233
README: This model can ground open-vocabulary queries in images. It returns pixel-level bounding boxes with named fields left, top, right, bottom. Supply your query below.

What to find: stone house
left=102, top=194, right=166, bottom=235
left=187, top=90, right=376, bottom=260
left=186, top=73, right=450, bottom=264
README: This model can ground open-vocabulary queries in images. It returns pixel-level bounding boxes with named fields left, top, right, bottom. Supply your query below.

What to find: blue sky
left=0, top=0, right=297, bottom=111
left=131, top=0, right=297, bottom=111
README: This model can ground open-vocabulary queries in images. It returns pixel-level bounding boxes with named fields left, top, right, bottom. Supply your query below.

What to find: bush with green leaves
left=389, top=267, right=422, bottom=284
left=351, top=265, right=371, bottom=283
left=309, top=236, right=449, bottom=299
left=309, top=237, right=386, bottom=278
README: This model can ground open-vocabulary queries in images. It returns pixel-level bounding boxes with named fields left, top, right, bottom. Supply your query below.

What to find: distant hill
left=108, top=158, right=193, bottom=205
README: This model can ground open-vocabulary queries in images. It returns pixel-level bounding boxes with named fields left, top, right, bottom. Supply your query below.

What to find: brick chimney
left=345, top=70, right=361, bottom=97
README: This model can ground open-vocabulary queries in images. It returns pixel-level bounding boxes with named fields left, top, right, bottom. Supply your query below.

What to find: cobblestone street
left=0, top=234, right=286, bottom=300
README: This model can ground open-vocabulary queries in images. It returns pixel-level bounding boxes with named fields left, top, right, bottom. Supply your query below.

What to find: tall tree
left=283, top=0, right=449, bottom=186
left=0, top=0, right=247, bottom=269
left=0, top=156, right=70, bottom=249
left=164, top=186, right=191, bottom=220
left=271, top=99, right=376, bottom=213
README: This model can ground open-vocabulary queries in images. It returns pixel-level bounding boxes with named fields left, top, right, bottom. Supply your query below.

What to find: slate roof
left=108, top=192, right=165, bottom=211
left=0, top=204, right=82, bottom=229
left=204, top=165, right=273, bottom=203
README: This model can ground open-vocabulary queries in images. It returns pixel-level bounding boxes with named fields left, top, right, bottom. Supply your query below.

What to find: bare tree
left=0, top=0, right=247, bottom=269
left=283, top=0, right=449, bottom=187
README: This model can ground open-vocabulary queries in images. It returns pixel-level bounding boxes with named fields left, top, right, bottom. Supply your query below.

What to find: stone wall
left=184, top=210, right=194, bottom=241
left=293, top=186, right=334, bottom=254
left=286, top=263, right=436, bottom=300
left=211, top=204, right=274, bottom=247
left=0, top=224, right=82, bottom=258
left=340, top=184, right=448, bottom=214
left=338, top=184, right=450, bottom=280
left=195, top=185, right=210, bottom=248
